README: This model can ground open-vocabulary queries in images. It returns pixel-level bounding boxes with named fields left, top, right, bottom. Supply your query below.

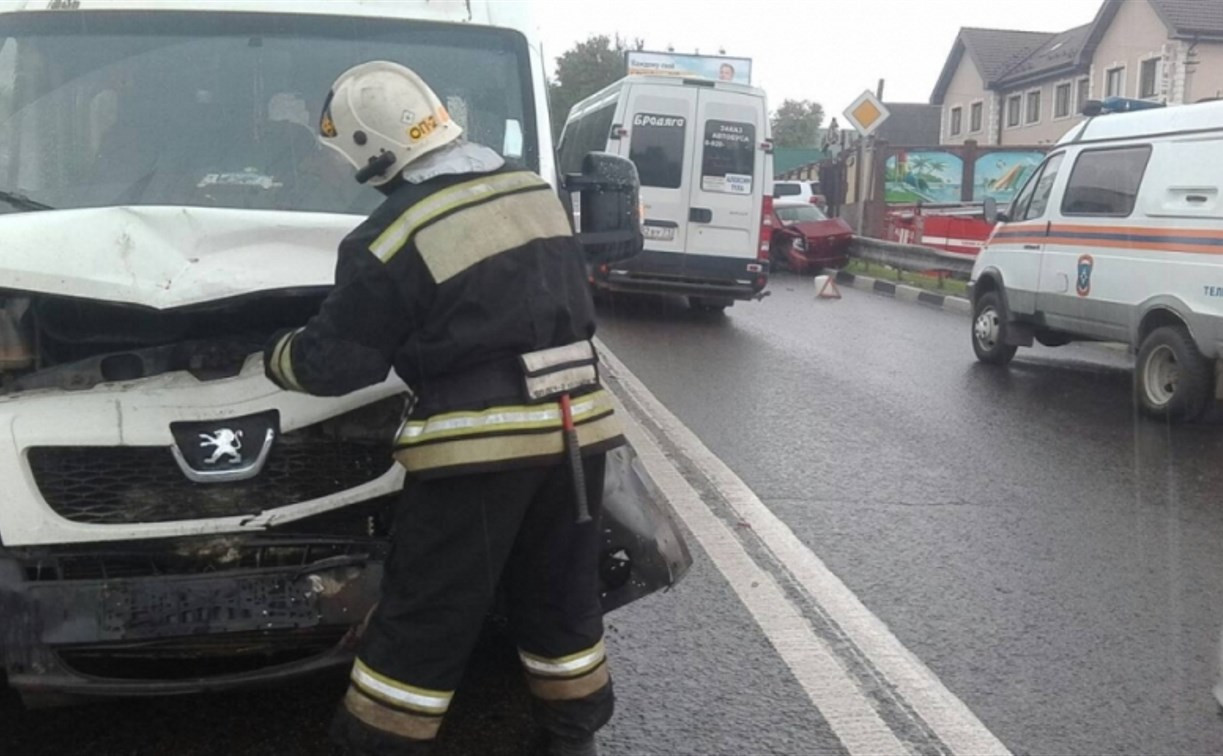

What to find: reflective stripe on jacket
left=264, top=161, right=623, bottom=476
left=393, top=389, right=622, bottom=477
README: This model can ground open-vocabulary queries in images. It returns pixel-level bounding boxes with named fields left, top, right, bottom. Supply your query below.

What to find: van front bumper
left=0, top=446, right=692, bottom=703
left=0, top=534, right=385, bottom=703
left=594, top=249, right=769, bottom=300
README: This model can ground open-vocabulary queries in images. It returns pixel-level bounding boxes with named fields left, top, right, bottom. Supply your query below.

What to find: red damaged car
left=769, top=200, right=854, bottom=273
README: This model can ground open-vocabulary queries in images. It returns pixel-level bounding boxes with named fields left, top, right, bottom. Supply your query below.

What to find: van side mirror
left=983, top=196, right=1009, bottom=223
left=563, top=152, right=643, bottom=265
left=983, top=196, right=999, bottom=223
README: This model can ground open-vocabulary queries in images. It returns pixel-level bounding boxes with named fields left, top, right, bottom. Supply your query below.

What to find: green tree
left=770, top=99, right=825, bottom=148
left=548, top=35, right=638, bottom=141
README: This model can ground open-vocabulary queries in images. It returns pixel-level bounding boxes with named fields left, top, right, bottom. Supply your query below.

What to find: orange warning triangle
left=817, top=275, right=842, bottom=299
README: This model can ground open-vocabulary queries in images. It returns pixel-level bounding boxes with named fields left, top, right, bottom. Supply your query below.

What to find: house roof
left=1148, top=0, right=1223, bottom=38
left=994, top=23, right=1093, bottom=87
left=960, top=28, right=1055, bottom=83
left=930, top=28, right=1052, bottom=104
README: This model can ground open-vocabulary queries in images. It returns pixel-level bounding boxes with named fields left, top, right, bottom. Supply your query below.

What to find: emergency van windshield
left=0, top=11, right=537, bottom=216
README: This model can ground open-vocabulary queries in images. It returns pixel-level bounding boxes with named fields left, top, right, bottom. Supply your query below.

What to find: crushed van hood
left=0, top=206, right=363, bottom=308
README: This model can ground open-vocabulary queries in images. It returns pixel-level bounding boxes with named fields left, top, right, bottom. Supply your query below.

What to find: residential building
left=931, top=0, right=1223, bottom=146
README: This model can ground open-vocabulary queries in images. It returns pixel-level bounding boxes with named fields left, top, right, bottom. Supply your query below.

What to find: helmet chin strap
left=355, top=150, right=399, bottom=185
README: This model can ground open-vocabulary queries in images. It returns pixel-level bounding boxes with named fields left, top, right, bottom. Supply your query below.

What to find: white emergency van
left=560, top=76, right=772, bottom=312
left=969, top=98, right=1223, bottom=421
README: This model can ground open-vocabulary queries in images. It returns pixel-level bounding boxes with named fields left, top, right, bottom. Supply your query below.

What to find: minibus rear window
left=701, top=120, right=755, bottom=195
left=628, top=113, right=686, bottom=189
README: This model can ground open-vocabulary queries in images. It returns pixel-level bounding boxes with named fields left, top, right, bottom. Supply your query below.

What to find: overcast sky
left=533, top=0, right=1103, bottom=119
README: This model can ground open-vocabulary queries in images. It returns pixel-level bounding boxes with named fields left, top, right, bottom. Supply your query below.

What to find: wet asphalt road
left=8, top=272, right=1223, bottom=755
left=594, top=273, right=1223, bottom=756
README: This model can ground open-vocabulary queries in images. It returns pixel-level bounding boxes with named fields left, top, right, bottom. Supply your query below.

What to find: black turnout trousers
left=333, top=454, right=614, bottom=754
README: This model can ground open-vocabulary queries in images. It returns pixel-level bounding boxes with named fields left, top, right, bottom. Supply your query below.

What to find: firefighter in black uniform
left=263, top=61, right=622, bottom=756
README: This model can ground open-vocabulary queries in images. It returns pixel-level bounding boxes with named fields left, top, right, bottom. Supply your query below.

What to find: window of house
left=1105, top=66, right=1124, bottom=98
left=970, top=102, right=983, bottom=132
left=1140, top=57, right=1160, bottom=99
left=1076, top=77, right=1090, bottom=113
left=950, top=106, right=962, bottom=136
left=1007, top=94, right=1021, bottom=127
left=1061, top=145, right=1152, bottom=217
left=1055, top=83, right=1072, bottom=118
left=1026, top=90, right=1041, bottom=124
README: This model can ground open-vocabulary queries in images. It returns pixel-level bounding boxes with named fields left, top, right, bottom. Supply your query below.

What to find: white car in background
left=773, top=179, right=826, bottom=207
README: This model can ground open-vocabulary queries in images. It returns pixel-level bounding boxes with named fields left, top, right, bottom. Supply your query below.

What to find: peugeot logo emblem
left=199, top=428, right=244, bottom=465
left=171, top=414, right=277, bottom=484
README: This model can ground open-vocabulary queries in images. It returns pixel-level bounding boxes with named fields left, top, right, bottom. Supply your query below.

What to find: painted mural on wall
left=885, top=151, right=963, bottom=204
left=973, top=151, right=1044, bottom=202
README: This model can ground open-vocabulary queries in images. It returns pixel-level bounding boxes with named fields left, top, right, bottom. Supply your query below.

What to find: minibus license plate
left=643, top=225, right=675, bottom=242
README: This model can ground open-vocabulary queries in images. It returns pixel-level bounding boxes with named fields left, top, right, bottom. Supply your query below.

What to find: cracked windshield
left=1, top=1, right=1222, bottom=755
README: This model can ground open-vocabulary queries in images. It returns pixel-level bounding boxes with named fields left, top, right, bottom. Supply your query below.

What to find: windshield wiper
left=0, top=190, right=53, bottom=212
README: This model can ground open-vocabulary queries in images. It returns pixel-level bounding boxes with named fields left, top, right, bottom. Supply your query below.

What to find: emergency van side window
left=0, top=38, right=15, bottom=186
left=1008, top=166, right=1041, bottom=221
left=0, top=38, right=12, bottom=111
left=701, top=120, right=756, bottom=195
left=628, top=113, right=686, bottom=189
left=1061, top=146, right=1152, bottom=217
left=1021, top=153, right=1064, bottom=220
left=558, top=101, right=616, bottom=177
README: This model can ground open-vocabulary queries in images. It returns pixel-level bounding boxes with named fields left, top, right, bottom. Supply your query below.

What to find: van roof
left=1058, top=99, right=1223, bottom=145
left=567, top=75, right=767, bottom=122
left=0, top=0, right=524, bottom=27
left=623, top=75, right=767, bottom=97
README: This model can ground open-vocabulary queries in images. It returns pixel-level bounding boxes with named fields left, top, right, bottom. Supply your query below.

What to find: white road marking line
left=616, top=402, right=909, bottom=756
left=598, top=340, right=1011, bottom=756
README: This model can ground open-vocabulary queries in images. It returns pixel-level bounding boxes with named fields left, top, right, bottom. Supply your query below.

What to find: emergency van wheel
left=1136, top=325, right=1212, bottom=422
left=971, top=292, right=1017, bottom=365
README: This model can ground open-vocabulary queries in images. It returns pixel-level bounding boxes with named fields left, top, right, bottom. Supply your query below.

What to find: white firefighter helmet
left=318, top=61, right=463, bottom=186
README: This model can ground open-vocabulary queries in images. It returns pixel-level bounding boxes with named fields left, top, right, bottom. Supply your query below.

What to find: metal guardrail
left=848, top=236, right=976, bottom=278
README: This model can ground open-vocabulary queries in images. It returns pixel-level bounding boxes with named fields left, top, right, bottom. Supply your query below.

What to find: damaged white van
left=0, top=0, right=688, bottom=705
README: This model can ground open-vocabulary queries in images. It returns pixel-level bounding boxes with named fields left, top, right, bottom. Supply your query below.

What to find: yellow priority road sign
left=843, top=90, right=891, bottom=137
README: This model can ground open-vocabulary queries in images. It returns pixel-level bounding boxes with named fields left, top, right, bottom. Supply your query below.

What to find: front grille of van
left=28, top=436, right=394, bottom=525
